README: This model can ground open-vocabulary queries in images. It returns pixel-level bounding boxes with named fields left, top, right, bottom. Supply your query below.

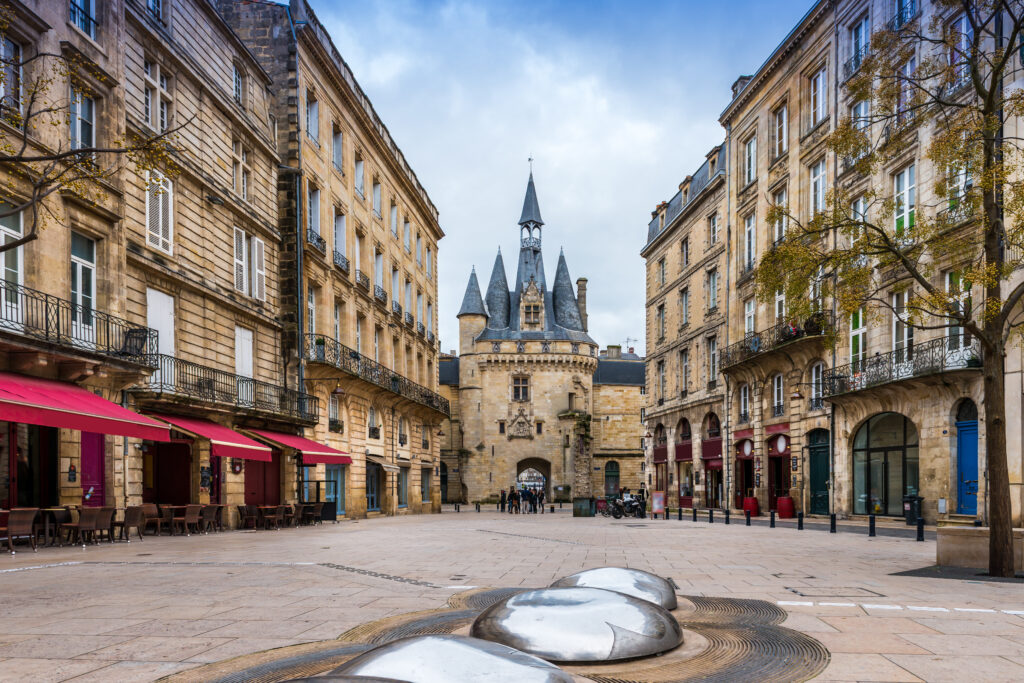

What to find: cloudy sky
left=312, top=0, right=812, bottom=356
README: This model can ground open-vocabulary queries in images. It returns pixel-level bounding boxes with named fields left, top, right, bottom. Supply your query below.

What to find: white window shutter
left=145, top=171, right=160, bottom=248
left=233, top=227, right=247, bottom=293
left=252, top=236, right=266, bottom=301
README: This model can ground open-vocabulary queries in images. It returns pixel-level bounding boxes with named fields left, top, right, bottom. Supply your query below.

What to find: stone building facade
left=441, top=175, right=644, bottom=505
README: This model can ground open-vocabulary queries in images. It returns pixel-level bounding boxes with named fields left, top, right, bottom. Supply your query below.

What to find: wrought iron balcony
left=772, top=404, right=785, bottom=417
left=368, top=426, right=380, bottom=439
left=70, top=1, right=97, bottom=38
left=809, top=397, right=825, bottom=411
left=392, top=301, right=403, bottom=316
left=329, top=418, right=344, bottom=433
left=307, top=229, right=326, bottom=254
left=398, top=433, right=408, bottom=446
left=0, top=281, right=158, bottom=366
left=373, top=285, right=388, bottom=305
left=136, top=353, right=319, bottom=423
left=843, top=44, right=870, bottom=80
left=355, top=270, right=370, bottom=289
left=739, top=260, right=756, bottom=278
left=421, top=438, right=429, bottom=449
left=405, top=312, right=414, bottom=327
left=303, top=334, right=450, bottom=417
left=333, top=250, right=350, bottom=274
left=427, top=330, right=435, bottom=343
left=721, top=311, right=833, bottom=370
left=417, top=322, right=425, bottom=336
left=939, top=199, right=977, bottom=226
left=738, top=411, right=749, bottom=424
left=707, top=379, right=718, bottom=391
left=887, top=0, right=916, bottom=32
left=823, top=335, right=981, bottom=398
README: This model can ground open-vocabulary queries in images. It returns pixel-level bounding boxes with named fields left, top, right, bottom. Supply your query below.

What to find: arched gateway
left=516, top=458, right=551, bottom=498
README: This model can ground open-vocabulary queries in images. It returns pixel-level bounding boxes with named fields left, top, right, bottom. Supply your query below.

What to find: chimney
left=449, top=349, right=456, bottom=356
left=606, top=345, right=622, bottom=359
left=628, top=346, right=635, bottom=355
left=576, top=277, right=588, bottom=332
left=731, top=75, right=753, bottom=99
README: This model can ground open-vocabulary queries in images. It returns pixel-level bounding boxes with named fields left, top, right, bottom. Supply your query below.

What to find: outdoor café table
left=162, top=505, right=188, bottom=535
left=257, top=505, right=277, bottom=528
left=206, top=504, right=225, bottom=531
left=40, top=507, right=71, bottom=546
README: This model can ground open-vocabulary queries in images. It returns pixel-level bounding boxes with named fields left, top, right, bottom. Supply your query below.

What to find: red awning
left=0, top=372, right=170, bottom=441
left=246, top=429, right=352, bottom=465
left=146, top=413, right=271, bottom=461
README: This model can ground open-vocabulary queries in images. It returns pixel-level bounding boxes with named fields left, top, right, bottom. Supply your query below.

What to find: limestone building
left=441, top=174, right=644, bottom=504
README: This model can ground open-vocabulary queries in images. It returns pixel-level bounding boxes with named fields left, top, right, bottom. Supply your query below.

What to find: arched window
left=604, top=461, right=620, bottom=496
left=956, top=399, right=978, bottom=422
left=704, top=413, right=721, bottom=439
left=853, top=413, right=918, bottom=516
left=654, top=423, right=666, bottom=446
left=810, top=363, right=824, bottom=410
left=772, top=374, right=785, bottom=416
left=676, top=418, right=691, bottom=442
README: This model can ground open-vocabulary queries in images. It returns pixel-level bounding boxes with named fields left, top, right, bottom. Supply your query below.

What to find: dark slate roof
left=552, top=250, right=583, bottom=331
left=646, top=145, right=727, bottom=246
left=457, top=268, right=487, bottom=317
left=518, top=172, right=544, bottom=226
left=514, top=238, right=546, bottom=291
left=599, top=350, right=642, bottom=360
left=485, top=250, right=510, bottom=329
left=439, top=356, right=460, bottom=385
left=593, top=359, right=645, bottom=386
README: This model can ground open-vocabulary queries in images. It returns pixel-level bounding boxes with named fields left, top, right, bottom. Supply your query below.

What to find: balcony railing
left=417, top=322, right=425, bottom=336
left=355, top=270, right=370, bottom=289
left=707, top=379, right=718, bottom=391
left=70, top=1, right=97, bottom=38
left=427, top=330, right=435, bottom=344
left=368, top=425, right=381, bottom=439
left=737, top=411, right=749, bottom=424
left=939, top=199, right=977, bottom=226
left=398, top=433, right=407, bottom=446
left=329, top=418, right=344, bottom=433
left=307, top=229, right=326, bottom=254
left=0, top=281, right=158, bottom=366
left=809, top=397, right=824, bottom=411
left=392, top=301, right=403, bottom=316
left=721, top=311, right=833, bottom=370
left=333, top=250, right=350, bottom=274
left=844, top=44, right=870, bottom=80
left=823, top=335, right=981, bottom=398
left=136, top=353, right=319, bottom=423
left=887, top=1, right=916, bottom=32
left=772, top=404, right=785, bottom=417
left=374, top=285, right=388, bottom=305
left=421, top=439, right=429, bottom=449
left=405, top=312, right=414, bottom=327
left=304, top=334, right=450, bottom=417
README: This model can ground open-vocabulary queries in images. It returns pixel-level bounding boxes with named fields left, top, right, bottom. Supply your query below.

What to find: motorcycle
left=610, top=494, right=646, bottom=519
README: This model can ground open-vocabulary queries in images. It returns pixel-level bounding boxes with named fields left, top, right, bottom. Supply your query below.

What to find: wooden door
left=80, top=432, right=105, bottom=506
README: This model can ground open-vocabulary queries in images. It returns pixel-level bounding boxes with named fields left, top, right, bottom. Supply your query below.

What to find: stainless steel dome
left=550, top=567, right=678, bottom=610
left=470, top=586, right=682, bottom=662
left=331, top=634, right=574, bottom=683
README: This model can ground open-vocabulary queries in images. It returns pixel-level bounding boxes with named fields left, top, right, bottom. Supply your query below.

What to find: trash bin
left=902, top=495, right=923, bottom=525
left=572, top=497, right=595, bottom=518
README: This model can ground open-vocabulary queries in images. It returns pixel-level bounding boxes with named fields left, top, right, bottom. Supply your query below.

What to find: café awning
left=246, top=429, right=352, bottom=465
left=0, top=371, right=170, bottom=441
left=367, top=454, right=400, bottom=473
left=146, top=413, right=271, bottom=461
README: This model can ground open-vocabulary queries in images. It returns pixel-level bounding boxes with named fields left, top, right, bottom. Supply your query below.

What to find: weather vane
left=528, top=154, right=533, bottom=172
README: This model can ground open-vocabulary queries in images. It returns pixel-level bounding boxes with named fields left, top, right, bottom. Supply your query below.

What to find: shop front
left=701, top=413, right=723, bottom=508
left=735, top=439, right=755, bottom=511
left=675, top=429, right=693, bottom=508
left=652, top=424, right=668, bottom=504
left=246, top=430, right=351, bottom=521
left=766, top=432, right=791, bottom=512
left=852, top=412, right=919, bottom=517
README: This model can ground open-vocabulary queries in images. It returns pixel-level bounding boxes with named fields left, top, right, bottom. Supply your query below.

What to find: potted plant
left=314, top=335, right=326, bottom=360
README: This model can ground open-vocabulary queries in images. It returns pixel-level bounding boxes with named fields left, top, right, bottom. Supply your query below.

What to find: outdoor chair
left=94, top=507, right=116, bottom=543
left=62, top=507, right=100, bottom=547
left=262, top=505, right=283, bottom=530
left=311, top=502, right=324, bottom=525
left=173, top=504, right=203, bottom=536
left=141, top=504, right=162, bottom=535
left=37, top=507, right=71, bottom=547
left=118, top=327, right=150, bottom=358
left=236, top=505, right=258, bottom=529
left=113, top=506, right=145, bottom=542
left=2, top=508, right=39, bottom=554
left=282, top=505, right=297, bottom=527
left=199, top=505, right=217, bottom=534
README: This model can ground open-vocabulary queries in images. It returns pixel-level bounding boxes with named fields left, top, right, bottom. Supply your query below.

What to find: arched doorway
left=440, top=462, right=448, bottom=503
left=807, top=429, right=830, bottom=515
left=955, top=399, right=979, bottom=515
left=653, top=423, right=667, bottom=495
left=604, top=461, right=620, bottom=496
left=515, top=457, right=551, bottom=499
left=676, top=419, right=693, bottom=508
left=852, top=413, right=919, bottom=516
left=734, top=439, right=754, bottom=509
left=702, top=413, right=723, bottom=508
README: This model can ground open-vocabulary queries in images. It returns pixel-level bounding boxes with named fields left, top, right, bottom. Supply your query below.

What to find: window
left=416, top=234, right=422, bottom=265
left=536, top=422, right=543, bottom=435
left=146, top=0, right=164, bottom=22
left=525, top=304, right=541, bottom=324
left=774, top=289, right=786, bottom=320
left=680, top=288, right=689, bottom=325
left=416, top=291, right=423, bottom=321
left=1, top=205, right=24, bottom=310
left=143, top=60, right=172, bottom=132
left=232, top=227, right=266, bottom=301
left=332, top=124, right=343, bottom=169
left=354, top=155, right=365, bottom=197
left=232, top=140, right=251, bottom=201
left=513, top=376, right=530, bottom=401
left=681, top=237, right=689, bottom=267
left=810, top=362, right=824, bottom=408
left=333, top=302, right=341, bottom=340
left=426, top=248, right=432, bottom=278
left=421, top=468, right=431, bottom=503
left=657, top=360, right=666, bottom=397
left=810, top=66, right=827, bottom=125
left=772, top=374, right=784, bottom=414
left=372, top=179, right=381, bottom=216
left=68, top=231, right=95, bottom=340
left=656, top=304, right=665, bottom=340
left=744, top=136, right=757, bottom=184
left=892, top=291, right=914, bottom=361
left=390, top=202, right=398, bottom=235
left=852, top=99, right=870, bottom=132
left=144, top=170, right=173, bottom=253
left=427, top=301, right=433, bottom=330
left=498, top=421, right=505, bottom=434
left=772, top=188, right=787, bottom=243
left=894, top=164, right=916, bottom=238
left=232, top=64, right=245, bottom=105
left=680, top=349, right=689, bottom=390
left=743, top=213, right=756, bottom=269
left=810, top=159, right=826, bottom=215
left=405, top=280, right=412, bottom=312
left=329, top=394, right=339, bottom=421
left=773, top=104, right=787, bottom=157
left=744, top=298, right=755, bottom=335
left=707, top=269, right=718, bottom=310
left=949, top=13, right=973, bottom=86
left=305, top=89, right=319, bottom=141
left=374, top=251, right=384, bottom=287
left=739, top=383, right=749, bottom=419
left=391, top=267, right=399, bottom=301
left=0, top=37, right=21, bottom=123
left=851, top=307, right=866, bottom=371
left=355, top=314, right=363, bottom=353
left=403, top=219, right=411, bottom=251
left=896, top=57, right=916, bottom=122
left=334, top=209, right=346, bottom=256
left=707, top=337, right=718, bottom=380
left=70, top=88, right=95, bottom=151
left=374, top=325, right=380, bottom=362
left=398, top=468, right=408, bottom=507
left=708, top=214, right=719, bottom=244
left=307, top=185, right=320, bottom=236
left=850, top=15, right=869, bottom=69
left=71, top=0, right=97, bottom=38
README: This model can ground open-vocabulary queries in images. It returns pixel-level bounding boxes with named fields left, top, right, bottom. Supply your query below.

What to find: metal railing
left=329, top=419, right=344, bottom=433
left=368, top=426, right=381, bottom=439
left=772, top=404, right=785, bottom=417
left=405, top=312, right=414, bottom=326
left=707, top=379, right=718, bottom=391
left=307, top=229, right=326, bottom=254
left=137, top=353, right=319, bottom=422
left=809, top=397, right=824, bottom=411
left=374, top=285, right=388, bottom=305
left=355, top=270, right=370, bottom=289
left=844, top=44, right=869, bottom=80
left=70, top=1, right=97, bottom=38
left=887, top=1, right=916, bottom=31
left=392, top=301, right=403, bottom=316
left=398, top=433, right=408, bottom=446
left=421, top=439, right=429, bottom=449
left=333, top=250, right=349, bottom=274
left=738, top=411, right=749, bottom=424
left=939, top=199, right=977, bottom=225
left=427, top=330, right=435, bottom=343
left=823, top=335, right=981, bottom=398
left=303, top=334, right=450, bottom=416
left=417, top=322, right=425, bottom=336
left=721, top=311, right=833, bottom=369
left=521, top=236, right=541, bottom=249
left=0, top=281, right=158, bottom=366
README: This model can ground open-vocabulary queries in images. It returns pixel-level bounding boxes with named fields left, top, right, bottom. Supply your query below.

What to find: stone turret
left=576, top=278, right=588, bottom=332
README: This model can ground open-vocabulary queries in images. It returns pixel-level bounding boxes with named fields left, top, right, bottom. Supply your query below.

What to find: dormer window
left=525, top=304, right=541, bottom=324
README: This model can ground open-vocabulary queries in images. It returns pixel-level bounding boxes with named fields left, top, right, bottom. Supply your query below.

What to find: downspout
left=829, top=0, right=840, bottom=518
left=288, top=5, right=306, bottom=501
left=722, top=125, right=733, bottom=512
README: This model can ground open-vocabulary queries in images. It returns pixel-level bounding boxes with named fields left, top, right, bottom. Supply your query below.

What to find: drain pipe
left=722, top=124, right=733, bottom=512
left=288, top=5, right=306, bottom=503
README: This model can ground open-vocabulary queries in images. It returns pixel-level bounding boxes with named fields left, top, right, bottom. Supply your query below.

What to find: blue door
left=956, top=421, right=978, bottom=515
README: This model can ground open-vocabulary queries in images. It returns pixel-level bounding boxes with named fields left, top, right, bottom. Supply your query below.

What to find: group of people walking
left=500, top=487, right=545, bottom=514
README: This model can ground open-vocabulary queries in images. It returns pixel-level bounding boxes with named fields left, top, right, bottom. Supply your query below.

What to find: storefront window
left=398, top=467, right=409, bottom=507
left=421, top=467, right=431, bottom=502
left=678, top=461, right=693, bottom=498
left=852, top=413, right=919, bottom=516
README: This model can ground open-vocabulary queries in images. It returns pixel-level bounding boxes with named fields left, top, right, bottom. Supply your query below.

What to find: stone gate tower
left=455, top=173, right=599, bottom=502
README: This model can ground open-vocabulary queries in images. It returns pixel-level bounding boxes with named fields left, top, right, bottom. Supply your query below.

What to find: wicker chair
left=62, top=507, right=100, bottom=547
left=262, top=505, right=282, bottom=530
left=94, top=507, right=116, bottom=543
left=199, top=505, right=217, bottom=534
left=236, top=505, right=258, bottom=529
left=282, top=505, right=297, bottom=528
left=141, top=504, right=162, bottom=535
left=173, top=504, right=203, bottom=536
left=2, top=508, right=39, bottom=554
left=113, top=506, right=145, bottom=542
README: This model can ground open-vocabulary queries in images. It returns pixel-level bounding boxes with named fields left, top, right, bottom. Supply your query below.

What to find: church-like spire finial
left=519, top=167, right=543, bottom=252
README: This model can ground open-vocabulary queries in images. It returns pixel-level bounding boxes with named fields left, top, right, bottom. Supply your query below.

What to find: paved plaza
left=0, top=509, right=1022, bottom=682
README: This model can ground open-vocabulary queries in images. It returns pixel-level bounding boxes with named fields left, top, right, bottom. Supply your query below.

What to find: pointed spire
left=518, top=172, right=544, bottom=227
left=457, top=267, right=487, bottom=318
left=485, top=250, right=510, bottom=329
left=552, top=250, right=583, bottom=331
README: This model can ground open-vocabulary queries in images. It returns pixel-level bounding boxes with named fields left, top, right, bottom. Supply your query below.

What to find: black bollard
left=475, top=502, right=481, bottom=513
left=456, top=503, right=460, bottom=513
left=869, top=514, right=876, bottom=537
left=678, top=507, right=682, bottom=521
left=745, top=509, right=751, bottom=526
left=708, top=509, right=714, bottom=524
left=550, top=505, right=555, bottom=513
left=916, top=517, right=924, bottom=542
left=830, top=513, right=836, bottom=533
left=797, top=512, right=804, bottom=530
left=692, top=507, right=697, bottom=523
left=770, top=510, right=776, bottom=528
left=724, top=508, right=730, bottom=525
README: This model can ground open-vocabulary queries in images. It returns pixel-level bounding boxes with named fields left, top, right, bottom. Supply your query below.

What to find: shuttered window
left=233, top=227, right=266, bottom=301
left=233, top=227, right=248, bottom=294
left=251, top=236, right=266, bottom=301
left=145, top=170, right=173, bottom=253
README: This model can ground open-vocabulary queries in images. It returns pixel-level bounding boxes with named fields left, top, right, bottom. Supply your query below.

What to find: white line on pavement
left=778, top=600, right=1023, bottom=615
left=777, top=600, right=814, bottom=606
left=818, top=602, right=856, bottom=607
left=907, top=606, right=949, bottom=611
left=955, top=607, right=997, bottom=613
left=0, top=561, right=83, bottom=573
left=862, top=604, right=903, bottom=609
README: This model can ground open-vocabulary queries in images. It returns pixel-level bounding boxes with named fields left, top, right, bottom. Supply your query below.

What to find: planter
left=776, top=495, right=795, bottom=519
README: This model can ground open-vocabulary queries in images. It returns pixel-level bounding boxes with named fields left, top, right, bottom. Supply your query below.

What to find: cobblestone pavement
left=0, top=508, right=1022, bottom=682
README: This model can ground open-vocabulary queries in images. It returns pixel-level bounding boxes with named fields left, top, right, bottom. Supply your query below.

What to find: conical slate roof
left=485, top=250, right=510, bottom=329
left=457, top=268, right=487, bottom=318
left=552, top=249, right=583, bottom=330
left=518, top=172, right=544, bottom=226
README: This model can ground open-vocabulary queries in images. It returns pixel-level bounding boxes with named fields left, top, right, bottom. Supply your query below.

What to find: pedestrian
left=499, top=488, right=507, bottom=513
left=528, top=488, right=537, bottom=513
left=538, top=487, right=545, bottom=513
left=508, top=488, right=517, bottom=514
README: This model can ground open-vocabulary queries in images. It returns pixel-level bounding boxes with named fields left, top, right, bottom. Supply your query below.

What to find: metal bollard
left=708, top=509, right=714, bottom=524
left=456, top=503, right=460, bottom=512
left=745, top=509, right=751, bottom=526
left=724, top=508, right=730, bottom=525
left=475, top=502, right=481, bottom=513
left=692, top=507, right=697, bottom=523
left=830, top=514, right=836, bottom=533
left=797, top=512, right=804, bottom=530
left=916, top=517, right=924, bottom=542
left=550, top=505, right=555, bottom=513
left=678, top=507, right=682, bottom=521
left=770, top=510, right=776, bottom=528
left=869, top=514, right=876, bottom=537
